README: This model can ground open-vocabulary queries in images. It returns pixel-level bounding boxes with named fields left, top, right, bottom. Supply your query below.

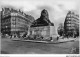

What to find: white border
left=0, top=0, right=80, bottom=57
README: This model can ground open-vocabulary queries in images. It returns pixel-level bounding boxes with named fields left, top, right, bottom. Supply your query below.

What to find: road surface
left=1, top=38, right=77, bottom=54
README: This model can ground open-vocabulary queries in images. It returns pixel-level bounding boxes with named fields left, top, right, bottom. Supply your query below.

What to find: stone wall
left=30, top=26, right=50, bottom=37
left=30, top=26, right=56, bottom=40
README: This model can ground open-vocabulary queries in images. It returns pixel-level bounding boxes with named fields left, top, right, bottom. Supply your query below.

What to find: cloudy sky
left=0, top=0, right=79, bottom=34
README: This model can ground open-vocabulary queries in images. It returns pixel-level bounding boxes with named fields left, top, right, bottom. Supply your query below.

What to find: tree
left=57, top=23, right=64, bottom=36
left=75, top=24, right=79, bottom=37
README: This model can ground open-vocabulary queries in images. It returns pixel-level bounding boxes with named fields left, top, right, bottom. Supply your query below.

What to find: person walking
left=10, top=35, right=12, bottom=39
left=57, top=36, right=59, bottom=40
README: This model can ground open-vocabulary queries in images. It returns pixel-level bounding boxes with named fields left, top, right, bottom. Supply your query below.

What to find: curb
left=13, top=39, right=75, bottom=44
left=21, top=40, right=49, bottom=43
left=12, top=38, right=75, bottom=44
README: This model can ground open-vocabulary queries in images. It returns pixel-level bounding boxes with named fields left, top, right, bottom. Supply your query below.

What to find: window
left=6, top=19, right=9, bottom=22
left=68, top=18, right=71, bottom=20
left=12, top=19, right=16, bottom=21
left=12, top=17, right=16, bottom=21
left=68, top=21, right=71, bottom=23
left=67, top=24, right=71, bottom=26
left=13, top=25, right=16, bottom=27
left=67, top=14, right=70, bottom=17
left=18, top=18, right=21, bottom=21
left=71, top=24, right=75, bottom=26
left=2, top=20, right=4, bottom=23
left=12, top=22, right=16, bottom=25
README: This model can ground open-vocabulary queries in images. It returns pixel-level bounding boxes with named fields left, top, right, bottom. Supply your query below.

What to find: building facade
left=0, top=11, right=2, bottom=34
left=30, top=9, right=56, bottom=40
left=64, top=11, right=79, bottom=37
left=1, top=8, right=34, bottom=36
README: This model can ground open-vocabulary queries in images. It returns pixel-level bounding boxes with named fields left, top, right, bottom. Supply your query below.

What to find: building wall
left=64, top=11, right=79, bottom=36
left=30, top=26, right=50, bottom=37
left=0, top=11, right=1, bottom=33
left=30, top=26, right=55, bottom=39
left=1, top=14, right=11, bottom=35
left=50, top=26, right=56, bottom=37
left=11, top=14, right=29, bottom=32
left=1, top=8, right=34, bottom=35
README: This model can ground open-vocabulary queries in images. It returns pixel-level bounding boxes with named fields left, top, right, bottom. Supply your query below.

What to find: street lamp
left=5, top=26, right=8, bottom=36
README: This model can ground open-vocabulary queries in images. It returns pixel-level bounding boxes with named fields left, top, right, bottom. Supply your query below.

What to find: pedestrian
left=50, top=37, right=52, bottom=40
left=57, top=36, right=59, bottom=40
left=10, top=35, right=12, bottom=39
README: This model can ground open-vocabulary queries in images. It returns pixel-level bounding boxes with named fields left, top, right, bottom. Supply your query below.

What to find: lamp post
left=5, top=26, right=8, bottom=36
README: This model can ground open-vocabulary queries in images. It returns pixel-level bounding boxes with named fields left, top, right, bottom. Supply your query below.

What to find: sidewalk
left=56, top=38, right=76, bottom=43
left=11, top=37, right=76, bottom=44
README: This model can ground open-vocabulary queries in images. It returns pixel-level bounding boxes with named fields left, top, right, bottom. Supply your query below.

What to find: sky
left=0, top=0, right=79, bottom=34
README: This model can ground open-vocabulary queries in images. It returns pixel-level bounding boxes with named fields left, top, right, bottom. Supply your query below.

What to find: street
left=1, top=38, right=77, bottom=54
